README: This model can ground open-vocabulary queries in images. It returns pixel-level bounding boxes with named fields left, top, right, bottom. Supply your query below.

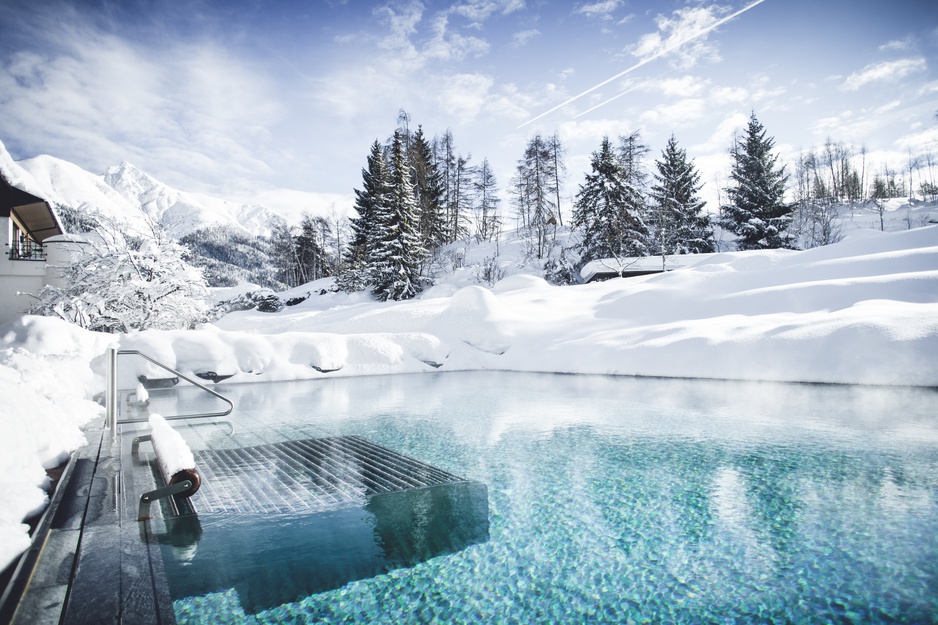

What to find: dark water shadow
left=157, top=481, right=489, bottom=614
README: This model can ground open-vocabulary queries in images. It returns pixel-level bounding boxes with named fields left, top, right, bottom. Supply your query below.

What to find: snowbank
left=0, top=317, right=111, bottom=571
left=207, top=225, right=938, bottom=386
left=1, top=225, right=937, bottom=571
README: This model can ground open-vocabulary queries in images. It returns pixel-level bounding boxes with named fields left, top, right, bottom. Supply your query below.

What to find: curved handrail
left=115, top=349, right=234, bottom=424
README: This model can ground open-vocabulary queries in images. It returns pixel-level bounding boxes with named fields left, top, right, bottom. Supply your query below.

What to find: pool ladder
left=104, top=347, right=233, bottom=442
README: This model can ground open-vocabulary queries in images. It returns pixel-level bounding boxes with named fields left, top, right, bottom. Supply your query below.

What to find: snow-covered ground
left=2, top=220, right=938, bottom=573
left=205, top=224, right=937, bottom=386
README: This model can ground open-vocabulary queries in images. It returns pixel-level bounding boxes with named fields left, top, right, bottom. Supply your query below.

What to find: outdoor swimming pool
left=159, top=372, right=938, bottom=623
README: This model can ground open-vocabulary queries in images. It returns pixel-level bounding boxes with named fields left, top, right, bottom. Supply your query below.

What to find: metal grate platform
left=188, top=436, right=467, bottom=515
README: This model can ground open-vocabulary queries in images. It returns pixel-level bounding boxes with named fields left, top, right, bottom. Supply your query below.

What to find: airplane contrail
left=519, top=0, right=768, bottom=128
left=572, top=67, right=677, bottom=119
left=572, top=82, right=642, bottom=119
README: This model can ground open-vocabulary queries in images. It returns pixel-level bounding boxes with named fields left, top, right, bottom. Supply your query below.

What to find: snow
left=148, top=414, right=196, bottom=478
left=0, top=317, right=111, bottom=571
left=2, top=219, right=938, bottom=573
left=1, top=139, right=283, bottom=240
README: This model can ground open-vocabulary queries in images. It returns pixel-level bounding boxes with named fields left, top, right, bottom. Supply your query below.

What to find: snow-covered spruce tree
left=720, top=113, right=795, bottom=250
left=29, top=227, right=209, bottom=333
left=410, top=125, right=447, bottom=252
left=572, top=136, right=650, bottom=263
left=650, top=135, right=715, bottom=254
left=370, top=131, right=426, bottom=301
left=337, top=140, right=388, bottom=293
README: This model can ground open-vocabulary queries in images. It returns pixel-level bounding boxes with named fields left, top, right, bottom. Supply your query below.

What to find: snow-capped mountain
left=101, top=161, right=283, bottom=238
left=2, top=139, right=284, bottom=239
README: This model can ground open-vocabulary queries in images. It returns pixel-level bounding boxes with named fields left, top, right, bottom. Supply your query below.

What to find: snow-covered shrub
left=28, top=237, right=209, bottom=333
left=255, top=293, right=284, bottom=313
left=544, top=245, right=580, bottom=285
left=211, top=290, right=285, bottom=317
left=472, top=256, right=507, bottom=287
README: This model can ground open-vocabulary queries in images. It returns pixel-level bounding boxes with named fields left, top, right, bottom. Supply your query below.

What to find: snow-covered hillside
left=203, top=225, right=937, bottom=387
left=2, top=139, right=284, bottom=239
left=101, top=161, right=282, bottom=238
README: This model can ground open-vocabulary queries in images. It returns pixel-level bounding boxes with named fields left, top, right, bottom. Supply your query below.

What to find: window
left=9, top=220, right=44, bottom=260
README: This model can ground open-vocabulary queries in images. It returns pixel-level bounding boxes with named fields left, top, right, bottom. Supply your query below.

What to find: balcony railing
left=9, top=235, right=45, bottom=261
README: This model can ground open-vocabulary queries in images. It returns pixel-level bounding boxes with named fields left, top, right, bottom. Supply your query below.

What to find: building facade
left=0, top=172, right=67, bottom=326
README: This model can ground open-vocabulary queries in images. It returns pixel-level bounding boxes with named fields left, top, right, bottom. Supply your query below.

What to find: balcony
left=9, top=233, right=45, bottom=261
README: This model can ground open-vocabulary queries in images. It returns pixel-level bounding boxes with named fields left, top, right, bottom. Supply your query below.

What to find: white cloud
left=438, top=73, right=495, bottom=123
left=557, top=118, right=640, bottom=147
left=645, top=75, right=709, bottom=98
left=690, top=111, right=749, bottom=153
left=576, top=0, right=623, bottom=20
left=809, top=107, right=897, bottom=144
left=450, top=0, right=525, bottom=26
left=876, top=100, right=902, bottom=114
left=841, top=57, right=927, bottom=92
left=895, top=126, right=938, bottom=153
left=314, top=5, right=495, bottom=123
left=0, top=9, right=281, bottom=195
left=487, top=82, right=542, bottom=121
left=631, top=5, right=728, bottom=70
left=639, top=98, right=707, bottom=127
left=426, top=15, right=490, bottom=61
left=238, top=189, right=356, bottom=224
left=373, top=1, right=424, bottom=53
left=916, top=80, right=938, bottom=96
left=879, top=38, right=911, bottom=52
left=511, top=29, right=540, bottom=48
left=742, top=73, right=785, bottom=103
left=710, top=85, right=749, bottom=105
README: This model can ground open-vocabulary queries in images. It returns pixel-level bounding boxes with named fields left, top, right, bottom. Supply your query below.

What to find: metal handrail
left=105, top=348, right=234, bottom=441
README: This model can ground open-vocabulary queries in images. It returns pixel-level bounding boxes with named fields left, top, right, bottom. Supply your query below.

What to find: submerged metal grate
left=188, top=436, right=467, bottom=515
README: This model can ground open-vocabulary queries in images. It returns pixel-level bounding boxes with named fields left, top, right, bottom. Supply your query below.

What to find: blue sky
left=1, top=0, right=936, bottom=222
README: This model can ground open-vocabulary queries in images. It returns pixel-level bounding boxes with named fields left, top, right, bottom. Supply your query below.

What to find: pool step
left=189, top=436, right=467, bottom=516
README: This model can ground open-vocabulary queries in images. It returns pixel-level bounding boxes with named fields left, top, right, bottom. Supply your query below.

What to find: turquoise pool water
left=165, top=372, right=938, bottom=623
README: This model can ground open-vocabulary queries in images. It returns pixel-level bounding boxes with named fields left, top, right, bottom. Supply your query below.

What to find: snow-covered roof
left=579, top=254, right=710, bottom=283
left=1, top=171, right=63, bottom=242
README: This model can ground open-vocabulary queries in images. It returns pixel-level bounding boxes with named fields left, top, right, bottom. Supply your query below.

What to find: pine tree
left=650, top=135, right=714, bottom=255
left=435, top=130, right=459, bottom=243
left=572, top=136, right=649, bottom=263
left=513, top=134, right=558, bottom=259
left=617, top=131, right=652, bottom=253
left=410, top=126, right=446, bottom=251
left=473, top=158, right=501, bottom=242
left=371, top=131, right=425, bottom=301
left=337, top=140, right=388, bottom=292
left=720, top=112, right=794, bottom=250
left=618, top=131, right=650, bottom=191
left=269, top=220, right=301, bottom=287
left=296, top=212, right=331, bottom=282
left=548, top=133, right=567, bottom=227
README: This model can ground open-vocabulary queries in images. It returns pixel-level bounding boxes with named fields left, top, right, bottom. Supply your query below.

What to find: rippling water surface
left=168, top=372, right=938, bottom=624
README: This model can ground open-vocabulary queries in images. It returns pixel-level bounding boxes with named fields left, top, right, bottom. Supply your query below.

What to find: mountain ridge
left=1, top=138, right=285, bottom=239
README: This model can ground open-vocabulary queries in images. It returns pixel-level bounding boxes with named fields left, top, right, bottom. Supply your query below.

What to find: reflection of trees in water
left=734, top=449, right=804, bottom=559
